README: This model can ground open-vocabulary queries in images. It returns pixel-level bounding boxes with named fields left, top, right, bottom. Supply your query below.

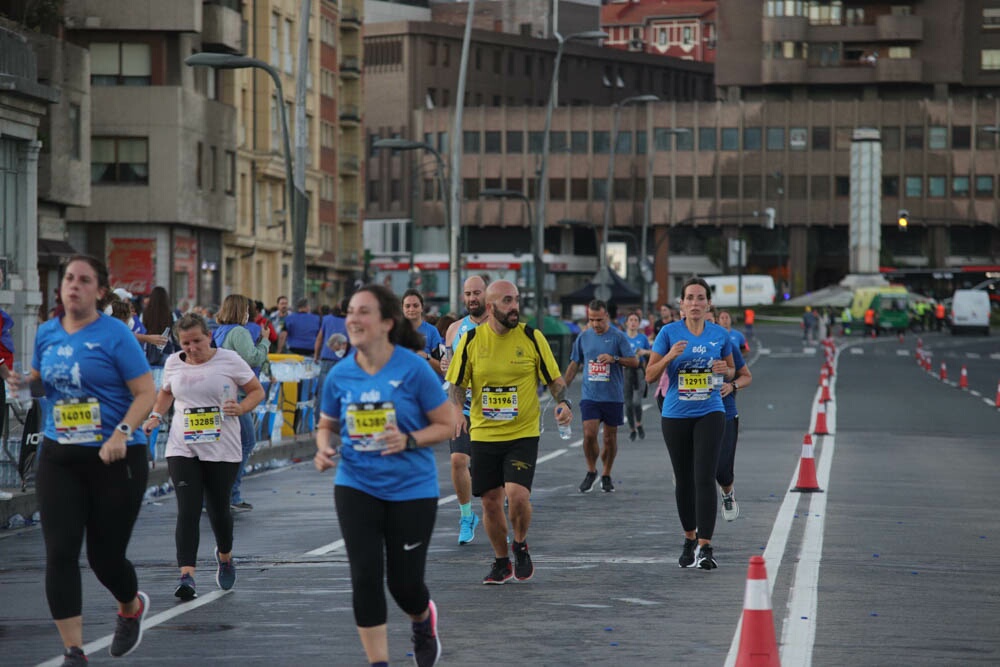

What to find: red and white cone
left=917, top=337, right=923, bottom=350
left=735, top=556, right=781, bottom=667
left=819, top=366, right=828, bottom=386
left=813, top=401, right=830, bottom=436
left=940, top=362, right=948, bottom=382
left=792, top=433, right=823, bottom=492
left=819, top=377, right=831, bottom=403
left=959, top=366, right=969, bottom=390
left=995, top=381, right=1000, bottom=408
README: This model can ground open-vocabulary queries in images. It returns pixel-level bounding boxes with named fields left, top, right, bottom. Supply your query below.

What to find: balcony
left=340, top=154, right=360, bottom=175
left=806, top=61, right=876, bottom=85
left=202, top=1, right=243, bottom=53
left=761, top=59, right=807, bottom=84
left=63, top=0, right=199, bottom=31
left=341, top=7, right=361, bottom=29
left=875, top=57, right=923, bottom=83
left=877, top=14, right=923, bottom=41
left=761, top=17, right=808, bottom=42
left=340, top=56, right=361, bottom=78
left=339, top=103, right=360, bottom=124
left=339, top=202, right=359, bottom=221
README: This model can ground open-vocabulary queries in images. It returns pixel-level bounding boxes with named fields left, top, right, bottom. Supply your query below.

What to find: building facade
left=601, top=0, right=718, bottom=64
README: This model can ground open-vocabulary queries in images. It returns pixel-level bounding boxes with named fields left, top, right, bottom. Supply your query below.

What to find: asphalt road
left=1, top=325, right=997, bottom=666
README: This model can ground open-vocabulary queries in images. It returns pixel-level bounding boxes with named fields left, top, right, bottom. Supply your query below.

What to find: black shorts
left=470, top=437, right=539, bottom=496
left=449, top=415, right=472, bottom=456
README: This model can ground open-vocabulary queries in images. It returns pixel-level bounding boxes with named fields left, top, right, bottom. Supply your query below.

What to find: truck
left=702, top=275, right=776, bottom=308
left=850, top=286, right=910, bottom=335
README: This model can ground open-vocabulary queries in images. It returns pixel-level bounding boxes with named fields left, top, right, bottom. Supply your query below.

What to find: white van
left=703, top=275, right=776, bottom=308
left=950, top=289, right=990, bottom=335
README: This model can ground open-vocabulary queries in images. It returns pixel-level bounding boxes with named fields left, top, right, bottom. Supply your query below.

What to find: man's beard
left=467, top=301, right=485, bottom=318
left=492, top=304, right=519, bottom=329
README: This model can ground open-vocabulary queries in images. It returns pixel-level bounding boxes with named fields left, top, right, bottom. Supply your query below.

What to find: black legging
left=167, top=456, right=240, bottom=567
left=623, top=367, right=645, bottom=431
left=36, top=441, right=148, bottom=620
left=716, top=416, right=739, bottom=488
left=334, top=485, right=437, bottom=628
left=661, top=413, right=725, bottom=541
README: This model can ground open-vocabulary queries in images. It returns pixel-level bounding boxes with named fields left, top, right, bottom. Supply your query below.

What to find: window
left=550, top=131, right=568, bottom=154
left=528, top=131, right=545, bottom=154
left=322, top=70, right=336, bottom=97
left=283, top=19, right=294, bottom=73
left=592, top=178, right=608, bottom=200
left=571, top=131, right=588, bottom=154
left=524, top=54, right=533, bottom=76
left=985, top=8, right=1000, bottom=28
left=321, top=16, right=336, bottom=45
left=883, top=176, right=899, bottom=197
left=697, top=176, right=715, bottom=199
left=208, top=146, right=217, bottom=191
left=68, top=103, right=81, bottom=159
left=321, top=175, right=335, bottom=201
left=904, top=176, right=922, bottom=197
left=637, top=130, right=647, bottom=155
left=91, top=137, right=148, bottom=184
left=721, top=127, right=739, bottom=150
left=975, top=175, right=994, bottom=197
left=977, top=126, right=999, bottom=149
left=506, top=177, right=523, bottom=194
left=928, top=126, right=947, bottom=150
left=90, top=42, right=151, bottom=85
left=811, top=175, right=830, bottom=199
left=463, top=178, right=480, bottom=199
left=654, top=128, right=675, bottom=151
left=196, top=141, right=202, bottom=189
left=788, top=175, right=807, bottom=199
left=270, top=13, right=280, bottom=66
left=615, top=131, right=632, bottom=154
left=743, top=127, right=761, bottom=151
left=437, top=132, right=449, bottom=154
left=675, top=176, right=693, bottom=198
left=506, top=131, right=523, bottom=154
left=463, top=131, right=480, bottom=154
left=720, top=175, right=739, bottom=198
left=484, top=131, right=501, bottom=154
left=593, top=131, right=611, bottom=154
left=789, top=127, right=807, bottom=151
left=881, top=126, right=900, bottom=150
left=698, top=128, right=716, bottom=151
left=550, top=178, right=567, bottom=201
left=676, top=129, right=694, bottom=151
left=390, top=179, right=401, bottom=203
left=570, top=178, right=588, bottom=200
left=766, top=127, right=785, bottom=151
left=812, top=126, right=830, bottom=150
left=982, top=49, right=1000, bottom=69
left=653, top=176, right=670, bottom=198
left=926, top=176, right=945, bottom=198
left=443, top=44, right=450, bottom=67
left=952, top=126, right=971, bottom=149
left=953, top=176, right=970, bottom=198
left=368, top=180, right=380, bottom=204
left=888, top=46, right=911, bottom=59
left=905, top=126, right=924, bottom=149
left=835, top=176, right=850, bottom=197
left=742, top=175, right=760, bottom=199
left=835, top=127, right=853, bottom=150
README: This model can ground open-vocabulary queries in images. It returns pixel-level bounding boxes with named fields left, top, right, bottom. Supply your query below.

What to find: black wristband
left=558, top=398, right=573, bottom=410
left=405, top=434, right=418, bottom=450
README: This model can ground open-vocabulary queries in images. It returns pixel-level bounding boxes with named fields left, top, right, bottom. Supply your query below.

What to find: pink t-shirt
left=162, top=348, right=256, bottom=462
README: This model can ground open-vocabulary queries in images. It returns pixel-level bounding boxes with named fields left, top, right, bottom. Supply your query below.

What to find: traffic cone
left=940, top=362, right=947, bottom=382
left=995, top=382, right=1000, bottom=408
left=959, top=366, right=968, bottom=390
left=917, top=337, right=923, bottom=349
left=819, top=377, right=831, bottom=403
left=819, top=366, right=828, bottom=386
left=793, top=433, right=823, bottom=492
left=735, top=556, right=781, bottom=667
left=813, top=401, right=829, bottom=436
left=826, top=359, right=834, bottom=376
left=898, top=332, right=904, bottom=343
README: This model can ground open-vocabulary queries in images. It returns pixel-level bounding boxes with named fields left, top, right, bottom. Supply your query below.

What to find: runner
left=445, top=280, right=572, bottom=584
left=29, top=255, right=155, bottom=665
left=439, top=275, right=489, bottom=545
left=402, top=288, right=444, bottom=375
left=142, top=313, right=264, bottom=600
left=715, top=310, right=753, bottom=521
left=314, top=284, right=453, bottom=667
left=622, top=311, right=652, bottom=442
left=646, top=277, right=735, bottom=570
left=562, top=300, right=638, bottom=493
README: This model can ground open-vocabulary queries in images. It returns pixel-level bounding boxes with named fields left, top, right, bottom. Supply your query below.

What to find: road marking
left=614, top=597, right=661, bottom=606
left=985, top=398, right=997, bottom=407
left=850, top=348, right=864, bottom=355
left=896, top=349, right=911, bottom=356
left=970, top=390, right=981, bottom=397
left=991, top=353, right=1000, bottom=360
left=966, top=352, right=981, bottom=359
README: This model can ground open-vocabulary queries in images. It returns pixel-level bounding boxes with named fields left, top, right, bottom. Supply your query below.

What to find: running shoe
left=174, top=573, right=197, bottom=600
left=215, top=547, right=236, bottom=591
left=697, top=544, right=718, bottom=570
left=629, top=430, right=637, bottom=442
left=458, top=513, right=480, bottom=545
left=411, top=599, right=441, bottom=667
left=512, top=542, right=534, bottom=581
left=637, top=425, right=645, bottom=440
left=61, top=647, right=87, bottom=666
left=600, top=475, right=615, bottom=493
left=482, top=558, right=514, bottom=585
left=109, top=591, right=149, bottom=657
left=722, top=491, right=740, bottom=522
left=679, top=538, right=698, bottom=568
left=579, top=470, right=599, bottom=493
left=230, top=501, right=253, bottom=512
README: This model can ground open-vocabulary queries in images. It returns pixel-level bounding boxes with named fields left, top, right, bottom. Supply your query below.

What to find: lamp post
left=373, top=138, right=450, bottom=292
left=480, top=188, right=541, bottom=328
left=537, top=30, right=608, bottom=326
left=185, top=53, right=308, bottom=304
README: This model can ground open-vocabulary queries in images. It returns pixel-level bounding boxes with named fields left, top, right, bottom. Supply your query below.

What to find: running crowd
left=7, top=256, right=756, bottom=667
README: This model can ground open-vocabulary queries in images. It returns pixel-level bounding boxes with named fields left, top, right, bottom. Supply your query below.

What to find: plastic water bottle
left=711, top=372, right=724, bottom=392
left=221, top=384, right=233, bottom=421
left=556, top=407, right=572, bottom=440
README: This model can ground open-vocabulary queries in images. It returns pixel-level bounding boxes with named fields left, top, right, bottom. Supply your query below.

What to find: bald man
left=445, top=280, right=572, bottom=584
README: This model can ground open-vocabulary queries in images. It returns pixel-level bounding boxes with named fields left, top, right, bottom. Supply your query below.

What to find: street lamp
left=185, top=52, right=309, bottom=304
left=640, top=127, right=688, bottom=313
left=373, top=138, right=450, bottom=292
left=480, top=188, right=541, bottom=328
left=536, top=30, right=608, bottom=328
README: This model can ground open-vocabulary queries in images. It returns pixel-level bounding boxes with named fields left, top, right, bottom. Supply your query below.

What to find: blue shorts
left=580, top=400, right=624, bottom=427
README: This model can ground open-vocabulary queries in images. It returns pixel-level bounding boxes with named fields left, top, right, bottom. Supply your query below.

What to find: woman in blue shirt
left=314, top=284, right=454, bottom=667
left=646, top=277, right=735, bottom=571
left=623, top=311, right=652, bottom=441
left=29, top=256, right=156, bottom=665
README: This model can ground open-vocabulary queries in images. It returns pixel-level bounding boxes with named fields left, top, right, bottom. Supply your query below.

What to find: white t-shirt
left=162, top=348, right=256, bottom=462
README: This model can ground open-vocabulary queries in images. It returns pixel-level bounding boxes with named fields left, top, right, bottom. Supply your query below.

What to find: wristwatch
left=558, top=398, right=573, bottom=410
left=116, top=422, right=134, bottom=438
left=405, top=433, right=418, bottom=450
left=731, top=381, right=739, bottom=394
left=613, top=355, right=620, bottom=363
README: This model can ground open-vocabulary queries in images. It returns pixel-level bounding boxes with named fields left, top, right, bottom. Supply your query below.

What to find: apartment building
left=601, top=0, right=718, bottom=64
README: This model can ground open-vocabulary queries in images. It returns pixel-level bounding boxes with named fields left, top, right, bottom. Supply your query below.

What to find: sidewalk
left=0, top=434, right=318, bottom=529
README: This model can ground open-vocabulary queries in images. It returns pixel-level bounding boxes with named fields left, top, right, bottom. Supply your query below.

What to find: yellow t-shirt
left=445, top=322, right=562, bottom=442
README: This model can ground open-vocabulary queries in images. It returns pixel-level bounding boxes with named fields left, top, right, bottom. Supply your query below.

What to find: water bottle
left=711, top=372, right=724, bottom=392
left=221, top=384, right=233, bottom=421
left=157, top=327, right=171, bottom=351
left=556, top=407, right=572, bottom=440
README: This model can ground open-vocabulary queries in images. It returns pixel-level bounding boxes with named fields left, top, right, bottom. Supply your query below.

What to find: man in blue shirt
left=562, top=300, right=638, bottom=493
left=282, top=298, right=321, bottom=357
left=402, top=289, right=444, bottom=376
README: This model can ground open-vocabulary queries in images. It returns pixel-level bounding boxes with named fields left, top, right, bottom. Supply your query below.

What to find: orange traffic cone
left=793, top=433, right=823, bottom=492
left=819, top=366, right=828, bottom=386
left=819, top=377, right=831, bottom=403
left=959, top=366, right=968, bottom=390
left=735, top=556, right=781, bottom=667
left=940, top=362, right=947, bottom=382
left=813, top=401, right=829, bottom=436
left=995, top=381, right=1000, bottom=408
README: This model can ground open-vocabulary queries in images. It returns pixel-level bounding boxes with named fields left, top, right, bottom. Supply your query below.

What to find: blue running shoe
left=174, top=573, right=197, bottom=600
left=458, top=513, right=480, bottom=545
left=215, top=547, right=237, bottom=591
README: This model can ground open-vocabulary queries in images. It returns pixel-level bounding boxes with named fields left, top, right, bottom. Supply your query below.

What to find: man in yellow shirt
left=446, top=280, right=572, bottom=584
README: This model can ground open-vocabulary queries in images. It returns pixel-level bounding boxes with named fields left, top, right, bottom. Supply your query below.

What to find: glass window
left=720, top=175, right=739, bottom=198
left=506, top=131, right=523, bottom=154
left=721, top=127, right=739, bottom=150
left=981, top=49, right=1000, bottom=70
left=904, top=176, right=922, bottom=197
left=91, top=137, right=148, bottom=184
left=952, top=176, right=970, bottom=198
left=975, top=175, right=994, bottom=197
left=91, top=42, right=151, bottom=85
left=977, top=126, right=999, bottom=149
left=676, top=129, right=694, bottom=151
left=615, top=131, right=632, bottom=154
left=506, top=177, right=523, bottom=194
left=675, top=176, right=693, bottom=198
left=613, top=178, right=631, bottom=199
left=571, top=131, right=588, bottom=154
left=905, top=126, right=924, bottom=149
left=484, top=131, right=501, bottom=154
left=927, top=176, right=946, bottom=198
left=742, top=175, right=761, bottom=199
left=463, top=178, right=480, bottom=199
left=528, top=131, right=545, bottom=154
left=928, top=126, right=947, bottom=150
left=835, top=127, right=853, bottom=150
left=550, top=131, right=568, bottom=153
left=654, top=128, right=674, bottom=151
left=952, top=126, right=971, bottom=149
left=883, top=176, right=899, bottom=197
left=698, top=128, right=717, bottom=151
left=766, top=127, right=785, bottom=151
left=743, top=127, right=761, bottom=151
left=637, top=130, right=647, bottom=155
left=549, top=178, right=567, bottom=201
left=835, top=176, right=850, bottom=197
left=789, top=127, right=807, bottom=150
left=653, top=176, right=670, bottom=198
left=788, top=175, right=807, bottom=199
left=593, top=131, right=611, bottom=154
left=463, top=131, right=480, bottom=154
left=812, top=126, right=830, bottom=150
left=570, top=178, right=588, bottom=200
left=697, top=176, right=715, bottom=199
left=592, top=178, right=608, bottom=200
left=68, top=103, right=81, bottom=159
left=811, top=175, right=830, bottom=199
left=882, top=126, right=900, bottom=150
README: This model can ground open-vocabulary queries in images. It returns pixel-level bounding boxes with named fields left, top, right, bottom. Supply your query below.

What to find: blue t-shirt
left=452, top=315, right=481, bottom=416
left=33, top=314, right=150, bottom=447
left=726, top=328, right=748, bottom=353
left=283, top=311, right=321, bottom=351
left=652, top=320, right=733, bottom=418
left=417, top=320, right=443, bottom=360
left=625, top=331, right=651, bottom=363
left=318, top=314, right=347, bottom=361
left=570, top=326, right=634, bottom=403
left=722, top=345, right=746, bottom=419
left=320, top=345, right=447, bottom=501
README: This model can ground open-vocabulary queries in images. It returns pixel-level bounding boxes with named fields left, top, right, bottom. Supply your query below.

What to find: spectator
left=283, top=298, right=321, bottom=357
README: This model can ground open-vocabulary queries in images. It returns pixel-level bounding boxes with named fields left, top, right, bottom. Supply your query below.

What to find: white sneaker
left=721, top=491, right=740, bottom=522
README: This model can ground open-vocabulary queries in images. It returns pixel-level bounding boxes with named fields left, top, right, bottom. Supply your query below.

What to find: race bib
left=346, top=402, right=396, bottom=451
left=53, top=398, right=103, bottom=444
left=481, top=386, right=518, bottom=421
left=678, top=368, right=711, bottom=401
left=183, top=407, right=223, bottom=443
left=588, top=360, right=611, bottom=382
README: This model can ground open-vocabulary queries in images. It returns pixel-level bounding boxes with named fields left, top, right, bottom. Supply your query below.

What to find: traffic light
left=897, top=209, right=909, bottom=231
